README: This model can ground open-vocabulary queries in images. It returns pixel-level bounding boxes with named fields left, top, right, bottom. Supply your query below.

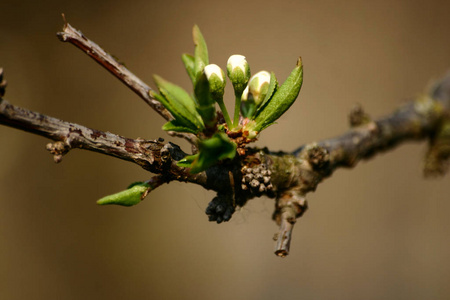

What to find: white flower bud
left=204, top=64, right=226, bottom=100
left=204, top=64, right=225, bottom=82
left=248, top=71, right=270, bottom=106
left=227, top=55, right=248, bottom=74
left=203, top=64, right=232, bottom=127
left=227, top=55, right=251, bottom=95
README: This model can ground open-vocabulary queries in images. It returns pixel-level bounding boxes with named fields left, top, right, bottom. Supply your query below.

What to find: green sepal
left=181, top=53, right=196, bottom=83
left=252, top=58, right=303, bottom=132
left=255, top=72, right=278, bottom=116
left=150, top=90, right=200, bottom=133
left=190, top=133, right=237, bottom=173
left=97, top=182, right=150, bottom=207
left=153, top=75, right=204, bottom=128
left=162, top=120, right=200, bottom=134
left=207, top=72, right=226, bottom=101
left=229, top=68, right=249, bottom=96
left=193, top=25, right=209, bottom=85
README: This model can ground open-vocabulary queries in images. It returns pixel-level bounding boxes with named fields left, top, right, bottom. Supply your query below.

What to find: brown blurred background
left=1, top=0, right=450, bottom=299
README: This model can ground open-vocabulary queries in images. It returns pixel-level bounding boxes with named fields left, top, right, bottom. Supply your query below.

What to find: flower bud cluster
left=153, top=26, right=303, bottom=174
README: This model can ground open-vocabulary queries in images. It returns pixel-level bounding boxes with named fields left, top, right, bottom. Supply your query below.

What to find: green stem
left=233, top=92, right=242, bottom=128
left=217, top=99, right=232, bottom=129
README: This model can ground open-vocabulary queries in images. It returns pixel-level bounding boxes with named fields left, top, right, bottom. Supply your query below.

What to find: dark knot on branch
left=305, top=144, right=330, bottom=171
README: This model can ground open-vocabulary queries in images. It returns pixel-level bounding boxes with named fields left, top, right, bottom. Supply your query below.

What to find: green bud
left=97, top=182, right=150, bottom=207
left=204, top=64, right=226, bottom=101
left=227, top=55, right=251, bottom=95
left=204, top=64, right=232, bottom=127
left=227, top=55, right=251, bottom=128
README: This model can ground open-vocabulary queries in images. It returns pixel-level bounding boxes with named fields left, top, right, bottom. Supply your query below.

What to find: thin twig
left=272, top=190, right=308, bottom=257
left=0, top=99, right=165, bottom=173
left=0, top=97, right=211, bottom=195
left=56, top=18, right=197, bottom=145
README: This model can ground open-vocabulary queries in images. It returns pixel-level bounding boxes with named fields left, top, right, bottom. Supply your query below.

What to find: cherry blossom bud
left=241, top=71, right=270, bottom=118
left=227, top=55, right=251, bottom=95
left=204, top=64, right=226, bottom=100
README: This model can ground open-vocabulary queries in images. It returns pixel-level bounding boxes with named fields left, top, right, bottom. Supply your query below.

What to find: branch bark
left=0, top=98, right=167, bottom=172
left=268, top=73, right=450, bottom=256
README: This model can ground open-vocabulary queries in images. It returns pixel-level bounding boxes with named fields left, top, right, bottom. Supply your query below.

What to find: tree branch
left=0, top=98, right=166, bottom=172
left=0, top=92, right=213, bottom=196
left=1, top=70, right=449, bottom=256
left=56, top=17, right=197, bottom=145
left=268, top=73, right=450, bottom=256
left=2, top=21, right=450, bottom=256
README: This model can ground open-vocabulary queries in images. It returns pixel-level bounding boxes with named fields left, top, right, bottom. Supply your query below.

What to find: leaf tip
left=192, top=24, right=201, bottom=41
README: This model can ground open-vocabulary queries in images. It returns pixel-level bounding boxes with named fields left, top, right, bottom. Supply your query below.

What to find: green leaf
left=190, top=132, right=237, bottom=173
left=162, top=120, right=199, bottom=134
left=153, top=74, right=204, bottom=128
left=194, top=72, right=217, bottom=127
left=97, top=183, right=150, bottom=207
left=255, top=72, right=278, bottom=116
left=252, top=58, right=303, bottom=132
left=196, top=105, right=217, bottom=129
left=181, top=53, right=196, bottom=83
left=193, top=25, right=209, bottom=85
left=150, top=90, right=200, bottom=133
left=194, top=72, right=214, bottom=107
left=177, top=133, right=236, bottom=173
left=176, top=154, right=198, bottom=168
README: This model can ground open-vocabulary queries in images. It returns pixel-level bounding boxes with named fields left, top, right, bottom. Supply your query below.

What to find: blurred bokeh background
left=1, top=0, right=450, bottom=299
